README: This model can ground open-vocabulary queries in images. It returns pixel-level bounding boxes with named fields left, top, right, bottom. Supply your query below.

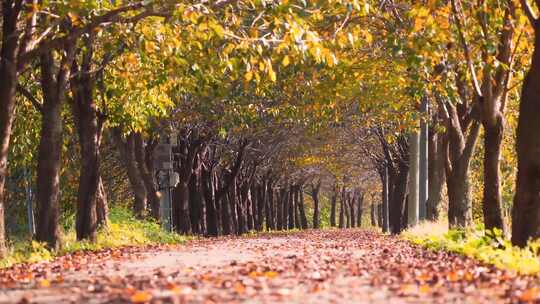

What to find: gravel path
left=1, top=229, right=539, bottom=303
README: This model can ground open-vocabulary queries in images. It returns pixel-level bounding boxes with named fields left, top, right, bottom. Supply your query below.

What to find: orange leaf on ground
left=130, top=291, right=153, bottom=303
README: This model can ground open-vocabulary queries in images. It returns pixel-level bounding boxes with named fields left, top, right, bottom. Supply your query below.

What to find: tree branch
left=16, top=84, right=43, bottom=114
left=521, top=0, right=538, bottom=25
left=451, top=0, right=483, bottom=97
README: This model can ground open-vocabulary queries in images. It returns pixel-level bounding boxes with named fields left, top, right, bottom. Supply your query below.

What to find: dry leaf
left=130, top=291, right=153, bottom=303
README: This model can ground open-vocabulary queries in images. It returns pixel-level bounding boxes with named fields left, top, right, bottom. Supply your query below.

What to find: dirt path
left=0, top=229, right=539, bottom=303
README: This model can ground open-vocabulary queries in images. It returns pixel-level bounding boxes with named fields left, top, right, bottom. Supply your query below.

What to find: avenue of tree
left=0, top=0, right=539, bottom=258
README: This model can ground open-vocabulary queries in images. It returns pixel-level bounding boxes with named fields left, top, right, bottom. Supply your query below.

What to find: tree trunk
left=174, top=178, right=191, bottom=234
left=512, top=21, right=540, bottom=247
left=69, top=38, right=107, bottom=242
left=381, top=166, right=390, bottom=232
left=220, top=176, right=232, bottom=235
left=36, top=66, right=63, bottom=249
left=188, top=164, right=203, bottom=234
left=419, top=98, right=429, bottom=220
left=256, top=182, right=265, bottom=231
left=357, top=193, right=364, bottom=227
left=96, top=177, right=108, bottom=228
left=277, top=188, right=284, bottom=230
left=389, top=161, right=409, bottom=234
left=0, top=2, right=26, bottom=257
left=35, top=47, right=75, bottom=249
left=202, top=164, right=218, bottom=236
left=293, top=186, right=301, bottom=229
left=230, top=182, right=239, bottom=234
left=266, top=181, right=275, bottom=230
left=350, top=193, right=356, bottom=227
left=330, top=185, right=338, bottom=227
left=444, top=121, right=479, bottom=229
left=115, top=132, right=147, bottom=218
left=371, top=202, right=377, bottom=226
left=134, top=134, right=160, bottom=221
left=482, top=118, right=505, bottom=232
left=442, top=98, right=480, bottom=229
left=344, top=192, right=351, bottom=228
left=427, top=127, right=445, bottom=221
left=311, top=182, right=321, bottom=229
left=408, top=132, right=420, bottom=227
left=288, top=185, right=295, bottom=230
left=297, top=186, right=308, bottom=229
left=339, top=188, right=345, bottom=228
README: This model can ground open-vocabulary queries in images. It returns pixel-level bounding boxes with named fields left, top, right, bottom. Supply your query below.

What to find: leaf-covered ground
left=1, top=229, right=540, bottom=303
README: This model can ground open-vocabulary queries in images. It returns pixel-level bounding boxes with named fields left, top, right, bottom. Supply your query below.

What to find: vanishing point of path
left=0, top=230, right=538, bottom=303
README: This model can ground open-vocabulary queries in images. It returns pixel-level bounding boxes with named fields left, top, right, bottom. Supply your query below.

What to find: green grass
left=0, top=207, right=185, bottom=268
left=404, top=220, right=540, bottom=275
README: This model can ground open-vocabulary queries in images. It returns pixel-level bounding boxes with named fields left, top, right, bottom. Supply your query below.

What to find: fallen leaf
left=130, top=291, right=153, bottom=303
left=38, top=279, right=51, bottom=288
left=519, top=288, right=540, bottom=302
left=264, top=271, right=279, bottom=279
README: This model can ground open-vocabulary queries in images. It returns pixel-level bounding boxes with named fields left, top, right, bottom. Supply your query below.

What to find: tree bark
left=202, top=163, right=218, bottom=236
left=371, top=201, right=377, bottom=226
left=134, top=134, right=160, bottom=221
left=297, top=185, right=308, bottom=229
left=256, top=182, right=265, bottom=231
left=444, top=119, right=479, bottom=228
left=440, top=94, right=480, bottom=229
left=70, top=42, right=106, bottom=241
left=330, top=184, right=338, bottom=227
left=311, top=181, right=321, bottom=229
left=381, top=166, right=390, bottom=232
left=188, top=161, right=203, bottom=234
left=357, top=192, right=364, bottom=227
left=96, top=177, right=108, bottom=228
left=114, top=132, right=147, bottom=218
left=339, top=187, right=346, bottom=228
left=427, top=126, right=445, bottom=221
left=35, top=46, right=75, bottom=249
left=408, top=132, right=420, bottom=227
left=266, top=181, right=275, bottom=230
left=0, top=1, right=29, bottom=257
left=482, top=118, right=506, bottom=232
left=512, top=17, right=540, bottom=246
left=288, top=185, right=295, bottom=229
left=350, top=192, right=356, bottom=227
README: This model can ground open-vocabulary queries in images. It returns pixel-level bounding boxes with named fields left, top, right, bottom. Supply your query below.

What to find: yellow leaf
left=245, top=71, right=253, bottom=81
left=269, top=69, right=277, bottom=82
left=39, top=279, right=51, bottom=288
left=282, top=55, right=290, bottom=67
left=264, top=271, right=279, bottom=278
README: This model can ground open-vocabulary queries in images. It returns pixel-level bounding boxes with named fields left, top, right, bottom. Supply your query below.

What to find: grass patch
left=0, top=207, right=185, bottom=268
left=403, top=220, right=540, bottom=275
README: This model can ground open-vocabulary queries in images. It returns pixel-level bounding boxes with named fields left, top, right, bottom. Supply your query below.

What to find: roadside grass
left=403, top=220, right=540, bottom=275
left=0, top=207, right=185, bottom=268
